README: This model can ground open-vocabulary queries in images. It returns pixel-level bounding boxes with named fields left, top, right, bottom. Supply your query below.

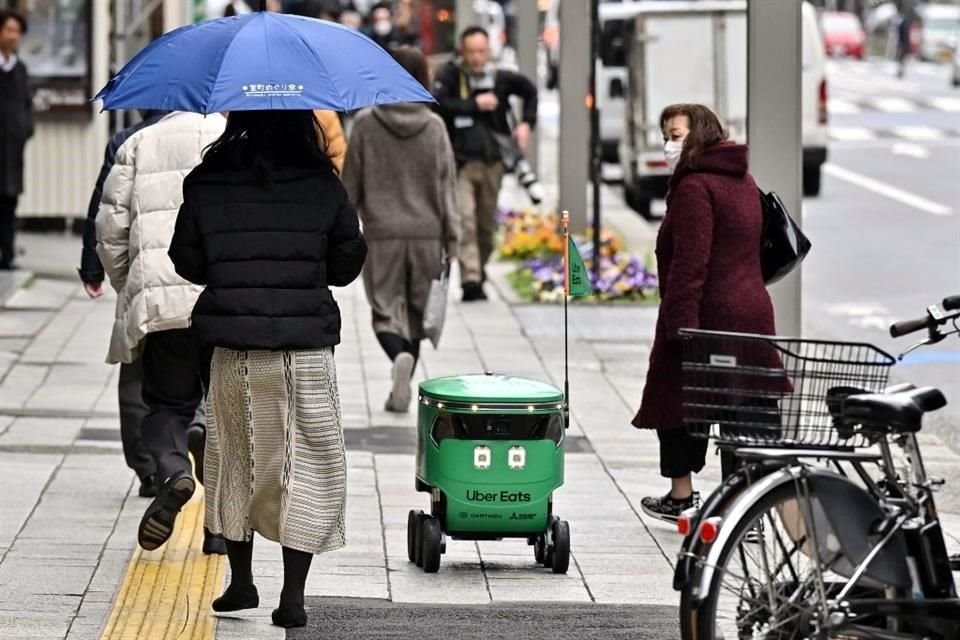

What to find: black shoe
left=272, top=603, right=307, bottom=628
left=640, top=491, right=700, bottom=524
left=138, top=474, right=157, bottom=498
left=462, top=282, right=487, bottom=302
left=186, top=423, right=205, bottom=485
left=138, top=471, right=195, bottom=551
left=212, top=583, right=259, bottom=612
left=203, top=529, right=227, bottom=555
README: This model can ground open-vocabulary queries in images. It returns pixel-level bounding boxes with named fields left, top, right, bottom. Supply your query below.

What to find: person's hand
left=83, top=281, right=104, bottom=299
left=475, top=92, right=499, bottom=112
left=513, top=122, right=532, bottom=151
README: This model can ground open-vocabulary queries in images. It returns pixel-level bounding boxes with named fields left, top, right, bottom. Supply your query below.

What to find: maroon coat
left=633, top=143, right=777, bottom=430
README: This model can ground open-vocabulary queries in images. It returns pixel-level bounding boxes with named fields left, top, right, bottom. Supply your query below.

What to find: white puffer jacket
left=96, top=112, right=226, bottom=364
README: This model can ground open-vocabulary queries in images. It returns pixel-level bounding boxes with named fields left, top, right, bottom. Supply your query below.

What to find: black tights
left=224, top=538, right=313, bottom=607
left=376, top=332, right=421, bottom=367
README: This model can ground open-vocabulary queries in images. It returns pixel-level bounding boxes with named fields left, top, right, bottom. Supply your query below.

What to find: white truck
left=615, top=0, right=828, bottom=217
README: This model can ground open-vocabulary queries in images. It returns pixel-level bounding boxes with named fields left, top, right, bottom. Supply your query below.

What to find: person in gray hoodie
left=342, top=46, right=459, bottom=413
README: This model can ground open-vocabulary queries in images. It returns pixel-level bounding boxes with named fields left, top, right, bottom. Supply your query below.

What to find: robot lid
left=419, top=373, right=563, bottom=406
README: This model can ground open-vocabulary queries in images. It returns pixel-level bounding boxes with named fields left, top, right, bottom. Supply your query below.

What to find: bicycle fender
left=674, top=460, right=783, bottom=591
left=689, top=467, right=910, bottom=606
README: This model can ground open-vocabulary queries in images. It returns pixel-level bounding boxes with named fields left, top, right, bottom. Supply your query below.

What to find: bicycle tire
left=694, top=481, right=826, bottom=639
left=690, top=481, right=900, bottom=639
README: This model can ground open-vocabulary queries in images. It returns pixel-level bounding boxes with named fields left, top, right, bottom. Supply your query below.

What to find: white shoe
left=386, top=353, right=415, bottom=413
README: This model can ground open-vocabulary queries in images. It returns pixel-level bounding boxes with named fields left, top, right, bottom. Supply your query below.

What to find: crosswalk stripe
left=870, top=97, right=916, bottom=113
left=828, top=98, right=860, bottom=115
left=830, top=127, right=877, bottom=141
left=892, top=126, right=946, bottom=141
left=927, top=96, right=960, bottom=112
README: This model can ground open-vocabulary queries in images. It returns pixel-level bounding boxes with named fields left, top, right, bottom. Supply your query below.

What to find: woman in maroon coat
left=634, top=104, right=777, bottom=522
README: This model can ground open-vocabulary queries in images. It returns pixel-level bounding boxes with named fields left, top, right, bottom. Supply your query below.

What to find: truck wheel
left=803, top=165, right=822, bottom=197
left=421, top=517, right=443, bottom=573
left=407, top=510, right=422, bottom=563
left=551, top=520, right=571, bottom=574
left=625, top=184, right=653, bottom=218
left=414, top=512, right=428, bottom=567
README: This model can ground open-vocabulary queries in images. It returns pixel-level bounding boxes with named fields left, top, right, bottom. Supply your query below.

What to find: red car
left=821, top=11, right=867, bottom=59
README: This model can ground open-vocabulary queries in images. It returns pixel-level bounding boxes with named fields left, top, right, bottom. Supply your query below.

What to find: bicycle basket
left=680, top=329, right=896, bottom=448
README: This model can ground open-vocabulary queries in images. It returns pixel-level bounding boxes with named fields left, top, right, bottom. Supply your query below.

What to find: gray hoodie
left=342, top=103, right=459, bottom=257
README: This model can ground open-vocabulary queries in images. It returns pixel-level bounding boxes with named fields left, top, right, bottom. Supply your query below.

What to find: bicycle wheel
left=689, top=482, right=890, bottom=639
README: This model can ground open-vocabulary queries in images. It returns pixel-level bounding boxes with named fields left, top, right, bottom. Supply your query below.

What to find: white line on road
left=928, top=96, right=960, bottom=113
left=828, top=98, right=860, bottom=115
left=892, top=126, right=945, bottom=141
left=829, top=127, right=877, bottom=142
left=870, top=97, right=916, bottom=113
left=823, top=163, right=954, bottom=216
left=891, top=143, right=931, bottom=159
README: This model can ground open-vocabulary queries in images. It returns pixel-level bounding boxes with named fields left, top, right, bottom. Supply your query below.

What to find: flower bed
left=498, top=208, right=659, bottom=303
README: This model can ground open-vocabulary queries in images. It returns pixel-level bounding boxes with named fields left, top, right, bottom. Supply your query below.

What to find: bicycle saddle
left=842, top=387, right=947, bottom=434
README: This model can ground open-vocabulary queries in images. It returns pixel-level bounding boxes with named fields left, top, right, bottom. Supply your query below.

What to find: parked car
left=917, top=3, right=960, bottom=63
left=821, top=11, right=866, bottom=59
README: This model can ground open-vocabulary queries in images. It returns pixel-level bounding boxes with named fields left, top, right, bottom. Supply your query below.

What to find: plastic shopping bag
left=423, top=263, right=450, bottom=349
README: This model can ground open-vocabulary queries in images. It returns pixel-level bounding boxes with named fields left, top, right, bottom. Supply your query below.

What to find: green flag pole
left=561, top=211, right=570, bottom=426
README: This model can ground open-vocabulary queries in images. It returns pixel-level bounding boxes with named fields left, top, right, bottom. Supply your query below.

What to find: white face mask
left=664, top=140, right=684, bottom=172
left=373, top=19, right=393, bottom=36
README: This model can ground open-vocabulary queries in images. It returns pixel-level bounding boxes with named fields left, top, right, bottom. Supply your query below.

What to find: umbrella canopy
left=96, top=12, right=434, bottom=114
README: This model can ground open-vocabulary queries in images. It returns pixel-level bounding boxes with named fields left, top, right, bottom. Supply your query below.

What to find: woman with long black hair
left=169, top=109, right=366, bottom=628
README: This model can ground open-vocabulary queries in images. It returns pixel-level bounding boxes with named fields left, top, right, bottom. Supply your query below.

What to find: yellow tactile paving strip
left=100, top=490, right=225, bottom=640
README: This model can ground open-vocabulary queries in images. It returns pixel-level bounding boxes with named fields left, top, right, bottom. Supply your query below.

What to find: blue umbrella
left=95, top=12, right=434, bottom=114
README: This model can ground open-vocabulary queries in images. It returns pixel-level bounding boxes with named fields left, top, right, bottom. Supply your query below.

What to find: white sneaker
left=386, top=353, right=415, bottom=413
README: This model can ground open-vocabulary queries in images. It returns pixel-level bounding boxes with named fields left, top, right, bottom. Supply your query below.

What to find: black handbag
left=759, top=188, right=811, bottom=285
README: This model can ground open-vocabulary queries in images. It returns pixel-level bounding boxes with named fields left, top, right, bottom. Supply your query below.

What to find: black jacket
left=168, top=165, right=367, bottom=352
left=79, top=111, right=168, bottom=284
left=432, top=62, right=537, bottom=165
left=0, top=60, right=33, bottom=197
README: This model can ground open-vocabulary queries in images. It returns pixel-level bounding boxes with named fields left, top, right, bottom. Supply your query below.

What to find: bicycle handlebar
left=889, top=296, right=960, bottom=338
left=890, top=316, right=932, bottom=338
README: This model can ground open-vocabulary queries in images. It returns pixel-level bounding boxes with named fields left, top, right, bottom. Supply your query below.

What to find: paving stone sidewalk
left=2, top=173, right=959, bottom=639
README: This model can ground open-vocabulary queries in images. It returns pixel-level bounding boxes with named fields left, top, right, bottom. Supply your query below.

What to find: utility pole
left=589, top=0, right=601, bottom=280
left=557, top=0, right=590, bottom=232
left=748, top=0, right=803, bottom=336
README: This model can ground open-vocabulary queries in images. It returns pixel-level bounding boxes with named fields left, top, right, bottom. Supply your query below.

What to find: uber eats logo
left=466, top=490, right=532, bottom=503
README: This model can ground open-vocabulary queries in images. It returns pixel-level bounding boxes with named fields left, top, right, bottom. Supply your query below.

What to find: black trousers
left=658, top=398, right=780, bottom=479
left=0, top=195, right=17, bottom=269
left=657, top=429, right=738, bottom=479
left=118, top=358, right=155, bottom=480
left=140, top=328, right=204, bottom=481
left=376, top=331, right=421, bottom=367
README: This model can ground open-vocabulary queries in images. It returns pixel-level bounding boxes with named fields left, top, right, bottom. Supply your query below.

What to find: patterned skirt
left=204, top=347, right=346, bottom=555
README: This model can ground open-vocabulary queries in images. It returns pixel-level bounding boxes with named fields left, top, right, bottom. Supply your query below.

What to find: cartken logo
left=242, top=83, right=304, bottom=97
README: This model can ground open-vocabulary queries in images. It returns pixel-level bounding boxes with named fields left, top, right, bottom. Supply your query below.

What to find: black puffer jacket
left=169, top=165, right=366, bottom=351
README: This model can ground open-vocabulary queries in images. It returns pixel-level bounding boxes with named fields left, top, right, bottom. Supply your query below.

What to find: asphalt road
left=803, top=58, right=960, bottom=452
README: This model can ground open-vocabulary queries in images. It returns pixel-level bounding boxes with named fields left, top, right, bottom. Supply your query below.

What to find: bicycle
left=673, top=295, right=960, bottom=639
